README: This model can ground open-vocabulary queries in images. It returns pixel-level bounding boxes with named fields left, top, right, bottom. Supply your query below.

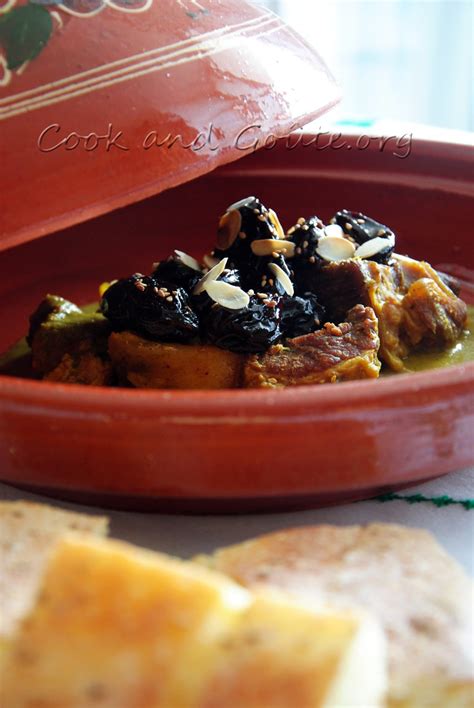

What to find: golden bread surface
left=199, top=522, right=474, bottom=704
left=0, top=535, right=386, bottom=708
left=0, top=501, right=108, bottom=639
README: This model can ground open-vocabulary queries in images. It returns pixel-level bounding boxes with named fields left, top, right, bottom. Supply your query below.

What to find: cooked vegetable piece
left=108, top=331, right=245, bottom=389
left=29, top=295, right=111, bottom=382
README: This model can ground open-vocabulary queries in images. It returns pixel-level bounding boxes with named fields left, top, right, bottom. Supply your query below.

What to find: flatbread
left=0, top=501, right=108, bottom=638
left=199, top=523, right=474, bottom=705
left=0, top=535, right=386, bottom=707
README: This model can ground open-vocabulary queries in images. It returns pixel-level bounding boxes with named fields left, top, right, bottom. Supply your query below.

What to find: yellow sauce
left=401, top=304, right=474, bottom=372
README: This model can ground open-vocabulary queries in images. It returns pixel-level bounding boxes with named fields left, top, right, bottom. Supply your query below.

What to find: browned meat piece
left=108, top=331, right=245, bottom=389
left=313, top=255, right=467, bottom=371
left=244, top=305, right=381, bottom=388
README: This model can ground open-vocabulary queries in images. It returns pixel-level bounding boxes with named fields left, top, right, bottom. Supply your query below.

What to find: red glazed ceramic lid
left=0, top=0, right=340, bottom=251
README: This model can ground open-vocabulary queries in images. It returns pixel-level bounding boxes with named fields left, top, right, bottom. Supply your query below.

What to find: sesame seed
left=272, top=252, right=279, bottom=258
left=303, top=240, right=309, bottom=249
left=166, top=296, right=173, bottom=302
left=297, top=217, right=305, bottom=225
left=239, top=231, right=247, bottom=239
left=329, top=218, right=336, bottom=224
left=134, top=280, right=146, bottom=291
left=296, top=247, right=302, bottom=255
left=257, top=292, right=267, bottom=299
left=309, top=256, right=316, bottom=264
left=302, top=224, right=309, bottom=231
left=357, top=218, right=365, bottom=224
left=268, top=278, right=274, bottom=286
left=377, top=228, right=386, bottom=236
left=345, top=223, right=353, bottom=230
left=287, top=226, right=296, bottom=235
left=248, top=289, right=255, bottom=296
left=253, top=208, right=260, bottom=214
left=258, top=214, right=266, bottom=221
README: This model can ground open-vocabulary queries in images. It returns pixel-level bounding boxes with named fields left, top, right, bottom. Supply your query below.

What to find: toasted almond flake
left=268, top=262, right=294, bottom=296
left=193, top=258, right=228, bottom=294
left=217, top=209, right=242, bottom=250
left=316, top=236, right=356, bottom=262
left=251, top=239, right=296, bottom=257
left=268, top=209, right=286, bottom=239
left=324, top=223, right=344, bottom=238
left=205, top=280, right=250, bottom=310
left=174, top=250, right=202, bottom=272
left=354, top=237, right=393, bottom=259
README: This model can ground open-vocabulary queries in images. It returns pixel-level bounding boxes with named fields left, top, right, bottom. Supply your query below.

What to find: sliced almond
left=268, top=263, right=294, bottom=296
left=268, top=209, right=286, bottom=239
left=216, top=209, right=242, bottom=250
left=251, top=239, right=296, bottom=258
left=174, top=250, right=202, bottom=272
left=193, top=258, right=228, bottom=294
left=316, top=236, right=356, bottom=262
left=354, top=237, right=393, bottom=259
left=324, top=223, right=344, bottom=238
left=205, top=280, right=250, bottom=310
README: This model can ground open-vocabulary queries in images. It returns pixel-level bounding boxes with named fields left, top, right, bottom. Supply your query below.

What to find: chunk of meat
left=314, top=255, right=467, bottom=371
left=244, top=305, right=381, bottom=388
left=108, top=331, right=245, bottom=389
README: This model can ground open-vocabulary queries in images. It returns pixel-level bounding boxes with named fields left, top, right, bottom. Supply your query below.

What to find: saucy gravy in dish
left=1, top=198, right=471, bottom=389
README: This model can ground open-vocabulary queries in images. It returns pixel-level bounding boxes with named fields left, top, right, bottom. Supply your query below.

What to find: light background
left=260, top=0, right=473, bottom=131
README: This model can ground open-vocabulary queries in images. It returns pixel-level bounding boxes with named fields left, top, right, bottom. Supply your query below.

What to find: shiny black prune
left=204, top=294, right=282, bottom=353
left=213, top=196, right=288, bottom=290
left=333, top=209, right=395, bottom=264
left=279, top=293, right=325, bottom=338
left=100, top=274, right=199, bottom=342
left=152, top=251, right=202, bottom=292
left=286, top=216, right=325, bottom=294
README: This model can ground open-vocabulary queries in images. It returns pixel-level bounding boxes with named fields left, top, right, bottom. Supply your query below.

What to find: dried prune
left=333, top=209, right=395, bottom=264
left=213, top=196, right=291, bottom=291
left=100, top=274, right=199, bottom=342
left=152, top=250, right=202, bottom=291
left=204, top=294, right=282, bottom=353
left=279, top=293, right=325, bottom=338
left=286, top=216, right=325, bottom=293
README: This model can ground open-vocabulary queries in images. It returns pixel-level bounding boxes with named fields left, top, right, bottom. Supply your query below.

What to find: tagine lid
left=0, top=0, right=340, bottom=251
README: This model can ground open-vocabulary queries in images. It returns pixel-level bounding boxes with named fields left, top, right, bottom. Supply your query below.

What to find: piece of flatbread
left=198, top=523, right=474, bottom=706
left=0, top=501, right=108, bottom=638
left=0, top=535, right=387, bottom=708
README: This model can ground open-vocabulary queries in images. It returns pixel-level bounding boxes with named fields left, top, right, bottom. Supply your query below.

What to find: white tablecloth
left=1, top=467, right=473, bottom=574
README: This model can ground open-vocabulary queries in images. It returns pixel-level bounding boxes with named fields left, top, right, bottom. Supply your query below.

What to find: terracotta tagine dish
left=0, top=0, right=340, bottom=249
left=0, top=1, right=473, bottom=512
